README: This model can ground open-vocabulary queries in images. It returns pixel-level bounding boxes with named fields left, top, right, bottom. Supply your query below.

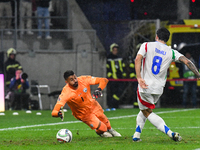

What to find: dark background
left=76, top=0, right=200, bottom=53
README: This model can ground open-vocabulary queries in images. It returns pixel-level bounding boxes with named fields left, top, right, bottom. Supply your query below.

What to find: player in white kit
left=132, top=27, right=200, bottom=142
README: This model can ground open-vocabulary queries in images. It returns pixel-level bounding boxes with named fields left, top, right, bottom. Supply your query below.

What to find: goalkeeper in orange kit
left=51, top=70, right=121, bottom=137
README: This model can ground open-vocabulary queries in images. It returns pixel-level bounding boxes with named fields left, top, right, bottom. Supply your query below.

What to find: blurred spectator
left=7, top=69, right=30, bottom=110
left=11, top=0, right=20, bottom=28
left=36, top=0, right=52, bottom=39
left=182, top=52, right=197, bottom=108
left=20, top=0, right=34, bottom=35
left=48, top=0, right=53, bottom=26
left=127, top=56, right=136, bottom=79
left=32, top=0, right=37, bottom=26
left=132, top=43, right=142, bottom=108
left=4, top=48, right=23, bottom=88
left=106, top=43, right=126, bottom=109
left=0, top=0, right=12, bottom=35
left=127, top=56, right=137, bottom=107
left=42, top=1, right=53, bottom=27
left=32, top=0, right=37, bottom=12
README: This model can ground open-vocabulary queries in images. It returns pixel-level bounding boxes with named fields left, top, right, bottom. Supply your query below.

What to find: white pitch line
left=0, top=109, right=196, bottom=131
left=9, top=126, right=200, bottom=132
left=0, top=121, right=81, bottom=131
left=108, top=108, right=196, bottom=120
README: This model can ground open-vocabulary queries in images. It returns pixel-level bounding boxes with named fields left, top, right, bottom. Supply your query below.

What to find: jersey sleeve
left=95, top=77, right=108, bottom=90
left=137, top=42, right=147, bottom=57
left=56, top=92, right=68, bottom=106
left=173, top=49, right=183, bottom=62
left=81, top=76, right=108, bottom=90
left=51, top=90, right=68, bottom=117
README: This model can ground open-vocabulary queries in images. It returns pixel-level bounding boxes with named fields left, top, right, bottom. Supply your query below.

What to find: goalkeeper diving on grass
left=133, top=27, right=200, bottom=142
left=52, top=70, right=121, bottom=137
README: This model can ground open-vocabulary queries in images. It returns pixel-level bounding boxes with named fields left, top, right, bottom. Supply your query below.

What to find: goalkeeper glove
left=58, top=111, right=63, bottom=121
left=92, top=88, right=103, bottom=99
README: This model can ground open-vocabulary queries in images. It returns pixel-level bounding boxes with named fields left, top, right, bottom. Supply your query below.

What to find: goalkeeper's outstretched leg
left=95, top=121, right=112, bottom=137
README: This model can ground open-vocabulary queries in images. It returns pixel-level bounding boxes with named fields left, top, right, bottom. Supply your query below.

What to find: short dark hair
left=156, top=27, right=170, bottom=42
left=63, top=70, right=74, bottom=80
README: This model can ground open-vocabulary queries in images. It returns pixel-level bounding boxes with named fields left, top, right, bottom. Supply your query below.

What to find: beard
left=73, top=82, right=78, bottom=87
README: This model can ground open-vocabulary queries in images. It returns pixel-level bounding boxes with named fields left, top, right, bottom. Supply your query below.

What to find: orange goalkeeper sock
left=96, top=121, right=107, bottom=135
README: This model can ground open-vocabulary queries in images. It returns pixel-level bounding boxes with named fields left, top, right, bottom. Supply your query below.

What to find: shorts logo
left=90, top=124, right=94, bottom=127
left=57, top=97, right=61, bottom=101
left=83, top=88, right=87, bottom=93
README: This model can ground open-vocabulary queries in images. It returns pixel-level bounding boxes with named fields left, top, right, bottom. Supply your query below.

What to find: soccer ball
left=56, top=129, right=72, bottom=143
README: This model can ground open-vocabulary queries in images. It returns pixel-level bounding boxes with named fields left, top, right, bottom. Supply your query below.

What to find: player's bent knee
left=141, top=109, right=152, bottom=118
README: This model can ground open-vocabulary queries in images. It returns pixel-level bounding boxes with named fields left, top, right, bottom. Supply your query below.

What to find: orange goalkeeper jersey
left=56, top=76, right=108, bottom=120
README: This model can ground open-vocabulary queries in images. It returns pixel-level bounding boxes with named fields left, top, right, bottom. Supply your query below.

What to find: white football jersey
left=137, top=41, right=183, bottom=94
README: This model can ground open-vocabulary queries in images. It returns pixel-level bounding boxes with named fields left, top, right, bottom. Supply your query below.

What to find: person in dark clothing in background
left=20, top=0, right=34, bottom=35
left=4, top=48, right=23, bottom=88
left=106, top=43, right=126, bottom=109
left=182, top=52, right=197, bottom=108
left=36, top=0, right=52, bottom=39
left=0, top=0, right=13, bottom=35
left=8, top=69, right=30, bottom=110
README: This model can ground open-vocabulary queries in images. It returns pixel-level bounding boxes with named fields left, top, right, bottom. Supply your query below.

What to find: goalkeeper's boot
left=108, top=128, right=121, bottom=137
left=100, top=132, right=113, bottom=137
left=172, top=132, right=182, bottom=141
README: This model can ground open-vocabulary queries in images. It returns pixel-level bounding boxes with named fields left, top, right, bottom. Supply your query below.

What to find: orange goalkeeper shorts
left=80, top=101, right=108, bottom=130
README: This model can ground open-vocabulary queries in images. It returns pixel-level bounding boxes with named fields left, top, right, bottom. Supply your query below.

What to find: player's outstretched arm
left=95, top=78, right=108, bottom=90
left=52, top=103, right=64, bottom=121
left=179, top=56, right=200, bottom=79
left=92, top=77, right=108, bottom=98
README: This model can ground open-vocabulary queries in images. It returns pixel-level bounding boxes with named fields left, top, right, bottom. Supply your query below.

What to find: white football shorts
left=137, top=92, right=161, bottom=110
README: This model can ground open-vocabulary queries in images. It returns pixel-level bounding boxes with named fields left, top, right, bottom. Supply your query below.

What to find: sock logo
left=136, top=125, right=141, bottom=133
left=164, top=125, right=170, bottom=134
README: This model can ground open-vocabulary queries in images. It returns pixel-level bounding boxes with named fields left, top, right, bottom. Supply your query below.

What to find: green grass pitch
left=0, top=108, right=200, bottom=150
